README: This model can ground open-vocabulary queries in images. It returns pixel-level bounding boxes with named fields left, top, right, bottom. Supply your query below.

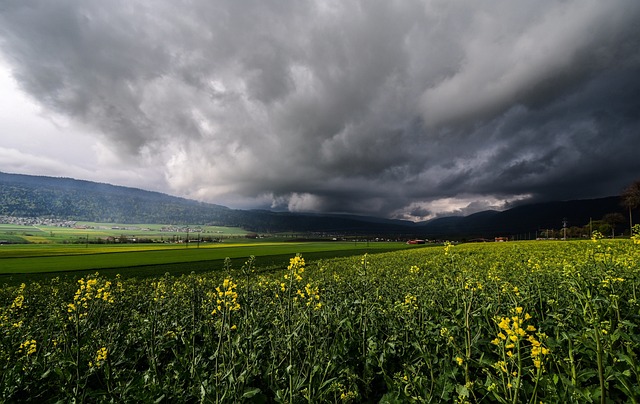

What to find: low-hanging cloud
left=1, top=0, right=639, bottom=220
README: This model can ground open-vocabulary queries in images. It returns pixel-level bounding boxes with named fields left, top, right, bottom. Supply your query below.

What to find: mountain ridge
left=0, top=171, right=629, bottom=238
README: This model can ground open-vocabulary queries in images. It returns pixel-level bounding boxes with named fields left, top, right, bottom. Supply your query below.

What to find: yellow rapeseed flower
left=91, top=347, right=108, bottom=368
left=12, top=293, right=25, bottom=310
left=68, top=275, right=114, bottom=320
left=494, top=361, right=507, bottom=373
left=287, top=254, right=305, bottom=282
left=212, top=277, right=240, bottom=315
left=18, top=339, right=37, bottom=356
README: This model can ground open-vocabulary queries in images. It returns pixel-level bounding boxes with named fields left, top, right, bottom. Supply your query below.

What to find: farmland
left=0, top=220, right=418, bottom=281
left=0, top=240, right=416, bottom=282
left=2, top=235, right=640, bottom=402
left=0, top=221, right=249, bottom=245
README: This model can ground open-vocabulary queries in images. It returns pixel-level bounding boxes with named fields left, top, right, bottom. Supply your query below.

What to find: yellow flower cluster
left=528, top=334, right=549, bottom=370
left=151, top=279, right=167, bottom=302
left=492, top=307, right=549, bottom=370
left=296, top=283, right=322, bottom=310
left=400, top=293, right=418, bottom=312
left=464, top=280, right=483, bottom=291
left=1, top=283, right=26, bottom=329
left=67, top=276, right=114, bottom=319
left=340, top=390, right=358, bottom=402
left=601, top=277, right=625, bottom=288
left=501, top=284, right=521, bottom=296
left=591, top=230, right=604, bottom=242
left=90, top=347, right=108, bottom=368
left=11, top=283, right=26, bottom=310
left=632, top=224, right=640, bottom=244
left=526, top=258, right=542, bottom=272
left=285, top=254, right=305, bottom=282
left=494, top=360, right=508, bottom=374
left=18, top=339, right=37, bottom=356
left=409, top=265, right=420, bottom=274
left=444, top=241, right=454, bottom=256
left=440, top=327, right=454, bottom=344
left=212, top=278, right=240, bottom=315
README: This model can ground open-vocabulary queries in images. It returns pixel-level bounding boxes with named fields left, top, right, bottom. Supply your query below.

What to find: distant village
left=0, top=215, right=77, bottom=228
left=0, top=215, right=200, bottom=233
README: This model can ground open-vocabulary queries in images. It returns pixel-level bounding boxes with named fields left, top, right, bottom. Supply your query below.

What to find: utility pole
left=562, top=218, right=568, bottom=240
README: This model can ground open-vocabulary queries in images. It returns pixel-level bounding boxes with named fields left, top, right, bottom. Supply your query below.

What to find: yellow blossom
left=18, top=339, right=37, bottom=356
left=212, top=277, right=240, bottom=315
left=91, top=347, right=108, bottom=368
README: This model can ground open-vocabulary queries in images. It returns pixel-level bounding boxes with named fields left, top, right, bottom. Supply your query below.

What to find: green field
left=2, top=238, right=640, bottom=402
left=0, top=222, right=249, bottom=244
left=0, top=240, right=421, bottom=281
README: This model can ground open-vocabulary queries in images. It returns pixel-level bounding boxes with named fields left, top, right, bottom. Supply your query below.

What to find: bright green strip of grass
left=0, top=242, right=262, bottom=258
left=0, top=246, right=418, bottom=285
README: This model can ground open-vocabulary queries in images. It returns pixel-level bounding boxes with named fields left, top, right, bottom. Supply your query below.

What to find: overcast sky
left=1, top=0, right=639, bottom=221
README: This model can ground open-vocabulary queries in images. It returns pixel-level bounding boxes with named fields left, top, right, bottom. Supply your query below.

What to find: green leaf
left=456, top=384, right=469, bottom=397
left=242, top=387, right=261, bottom=398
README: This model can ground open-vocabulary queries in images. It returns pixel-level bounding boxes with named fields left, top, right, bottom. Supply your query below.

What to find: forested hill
left=0, top=171, right=628, bottom=237
left=0, top=172, right=236, bottom=225
left=0, top=172, right=414, bottom=233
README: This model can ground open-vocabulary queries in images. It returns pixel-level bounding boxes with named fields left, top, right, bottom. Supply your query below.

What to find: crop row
left=1, top=237, right=640, bottom=402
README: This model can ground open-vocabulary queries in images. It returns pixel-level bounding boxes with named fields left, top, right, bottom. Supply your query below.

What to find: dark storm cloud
left=1, top=0, right=639, bottom=220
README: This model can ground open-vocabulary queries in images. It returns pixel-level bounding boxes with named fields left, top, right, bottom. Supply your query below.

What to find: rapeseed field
left=1, top=234, right=640, bottom=402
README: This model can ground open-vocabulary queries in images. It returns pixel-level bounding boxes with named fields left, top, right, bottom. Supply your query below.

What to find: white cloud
left=287, top=193, right=323, bottom=213
left=394, top=194, right=532, bottom=222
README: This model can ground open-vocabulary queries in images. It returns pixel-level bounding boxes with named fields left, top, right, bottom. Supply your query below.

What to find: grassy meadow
left=0, top=222, right=249, bottom=245
left=2, top=234, right=640, bottom=402
left=0, top=240, right=415, bottom=282
left=1, top=221, right=416, bottom=281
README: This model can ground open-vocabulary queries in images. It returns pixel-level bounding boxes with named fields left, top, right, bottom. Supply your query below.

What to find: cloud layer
left=1, top=0, right=639, bottom=220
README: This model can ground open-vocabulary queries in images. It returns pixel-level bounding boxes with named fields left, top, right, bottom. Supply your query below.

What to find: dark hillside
left=0, top=171, right=629, bottom=237
left=0, top=172, right=414, bottom=234
left=0, top=172, right=236, bottom=224
left=417, top=197, right=626, bottom=238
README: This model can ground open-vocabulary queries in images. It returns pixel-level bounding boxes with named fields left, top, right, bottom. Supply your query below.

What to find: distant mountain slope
left=0, top=172, right=236, bottom=225
left=0, top=171, right=414, bottom=233
left=419, top=197, right=625, bottom=237
left=0, top=171, right=628, bottom=237
left=237, top=209, right=415, bottom=234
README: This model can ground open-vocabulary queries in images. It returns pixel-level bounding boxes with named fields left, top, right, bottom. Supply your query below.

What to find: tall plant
left=621, top=179, right=640, bottom=236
